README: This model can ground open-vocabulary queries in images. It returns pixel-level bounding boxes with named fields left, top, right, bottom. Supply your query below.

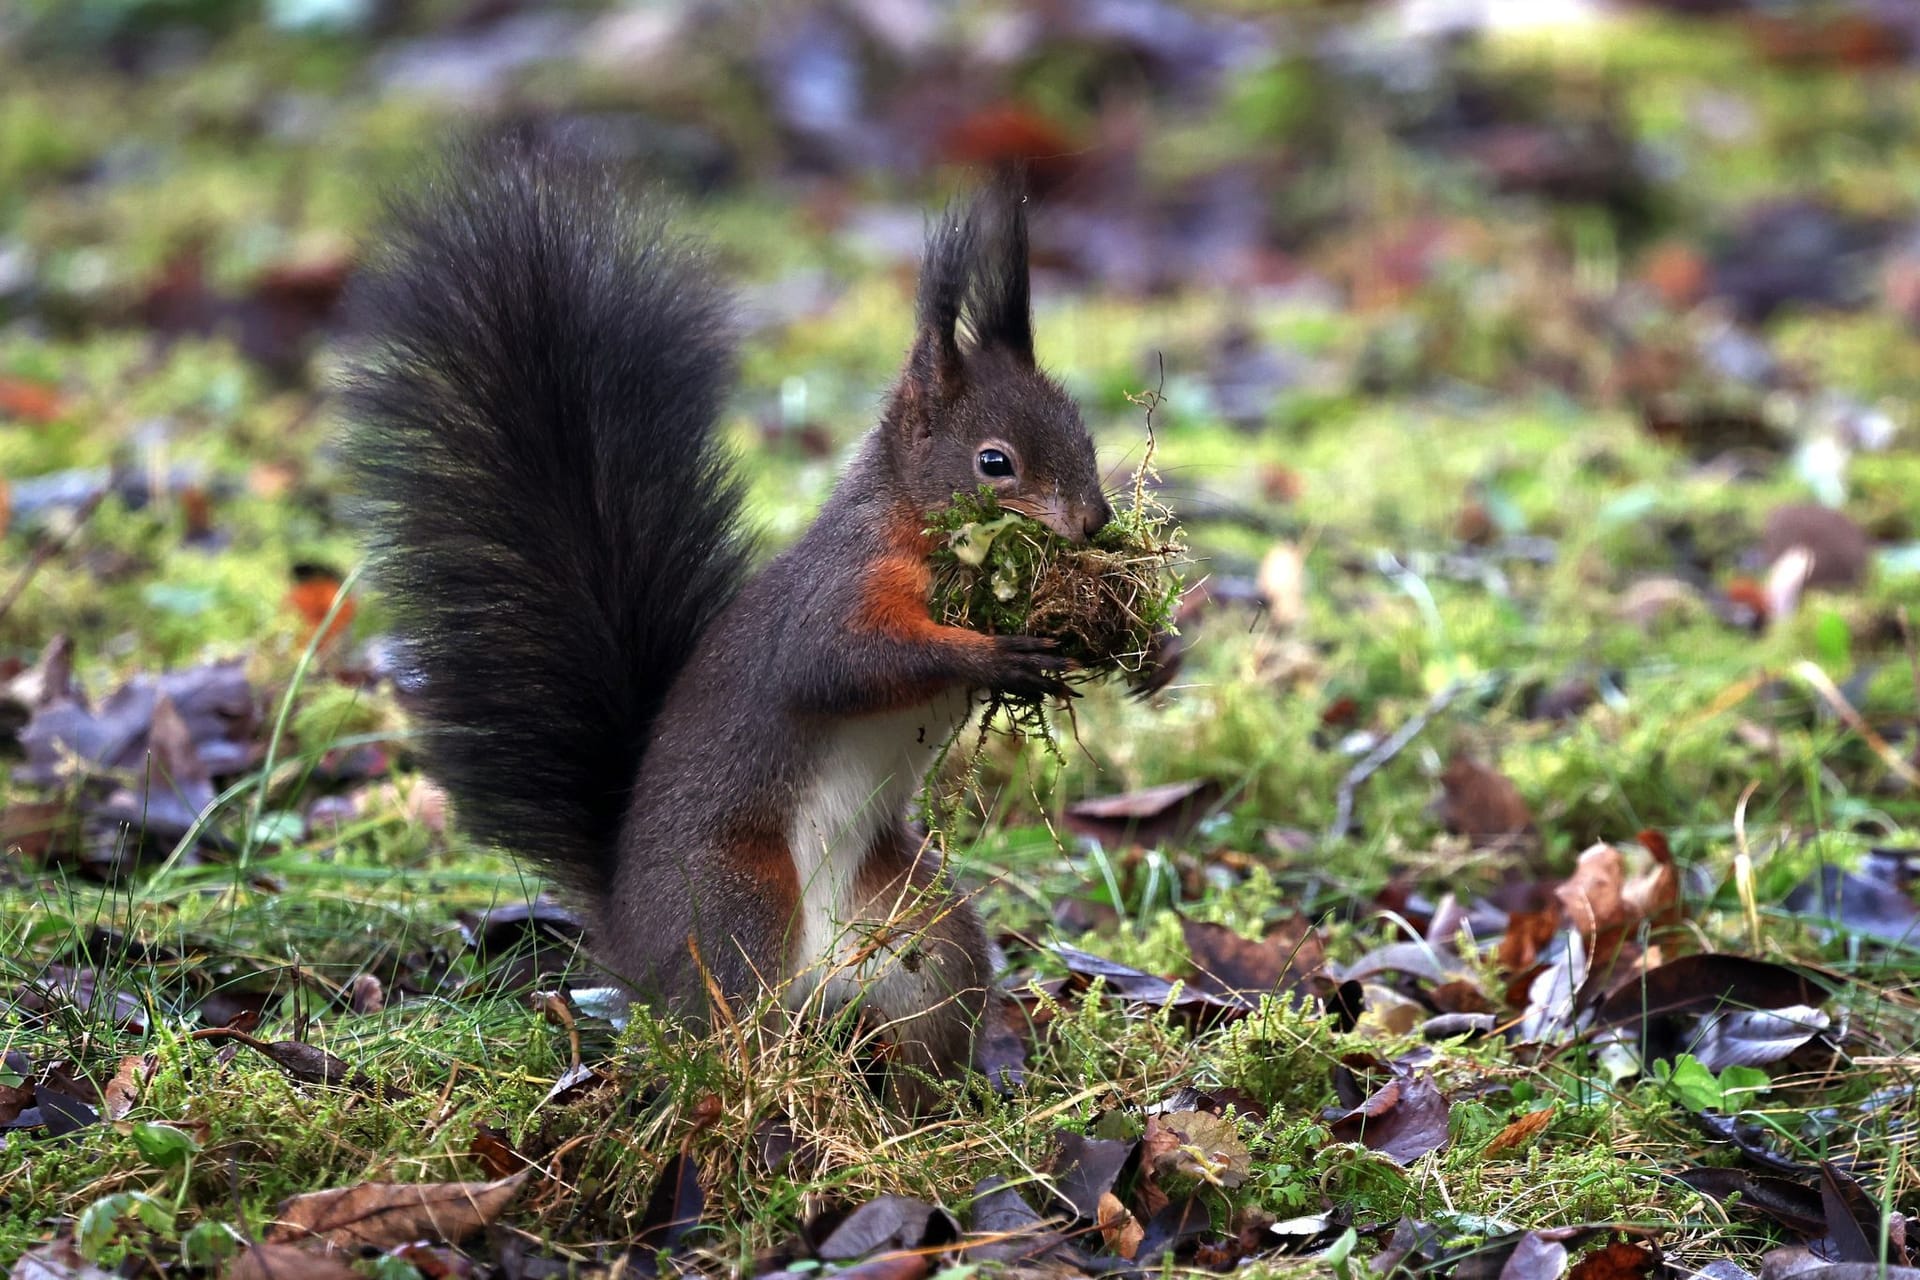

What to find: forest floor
left=1, top=2, right=1918, bottom=1277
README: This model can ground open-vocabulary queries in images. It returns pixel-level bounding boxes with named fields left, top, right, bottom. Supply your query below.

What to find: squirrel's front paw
left=988, top=635, right=1076, bottom=702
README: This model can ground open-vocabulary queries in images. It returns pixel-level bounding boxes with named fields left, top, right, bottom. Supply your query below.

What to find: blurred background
left=6, top=0, right=1920, bottom=869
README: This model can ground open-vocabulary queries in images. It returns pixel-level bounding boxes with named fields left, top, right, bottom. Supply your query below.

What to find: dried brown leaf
left=266, top=1171, right=528, bottom=1249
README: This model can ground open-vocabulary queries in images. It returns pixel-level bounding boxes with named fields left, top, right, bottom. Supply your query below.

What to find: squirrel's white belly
left=784, top=691, right=971, bottom=1007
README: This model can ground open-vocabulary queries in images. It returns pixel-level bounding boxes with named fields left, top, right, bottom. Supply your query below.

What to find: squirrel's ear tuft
left=912, top=176, right=1035, bottom=384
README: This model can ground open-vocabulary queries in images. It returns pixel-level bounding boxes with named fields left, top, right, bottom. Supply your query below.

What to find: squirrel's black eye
left=977, top=447, right=1015, bottom=478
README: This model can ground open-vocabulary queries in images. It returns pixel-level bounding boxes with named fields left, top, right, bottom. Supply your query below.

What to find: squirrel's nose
left=1081, top=496, right=1113, bottom=541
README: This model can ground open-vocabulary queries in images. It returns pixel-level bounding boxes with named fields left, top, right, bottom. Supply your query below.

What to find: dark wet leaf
left=976, top=996, right=1028, bottom=1092
left=1594, top=955, right=1827, bottom=1028
left=1341, top=940, right=1475, bottom=987
left=1818, top=1161, right=1904, bottom=1266
left=1710, top=201, right=1887, bottom=325
left=1181, top=915, right=1325, bottom=1002
left=192, top=1029, right=403, bottom=1099
left=19, top=660, right=254, bottom=787
left=34, top=1084, right=98, bottom=1137
left=1054, top=944, right=1240, bottom=1021
left=633, top=1152, right=704, bottom=1265
left=1046, top=1130, right=1138, bottom=1223
left=964, top=1178, right=1070, bottom=1264
left=816, top=1195, right=957, bottom=1261
left=229, top=1242, right=367, bottom=1280
left=1783, top=855, right=1920, bottom=946
left=1327, top=1072, right=1450, bottom=1166
left=1492, top=1231, right=1568, bottom=1280
left=1691, top=1006, right=1831, bottom=1071
left=1132, top=1196, right=1210, bottom=1264
left=1063, top=779, right=1220, bottom=849
left=1679, top=1169, right=1827, bottom=1236
left=1374, top=1217, right=1449, bottom=1276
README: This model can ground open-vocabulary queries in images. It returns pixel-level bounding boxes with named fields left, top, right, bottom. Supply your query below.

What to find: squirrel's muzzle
left=1021, top=495, right=1113, bottom=545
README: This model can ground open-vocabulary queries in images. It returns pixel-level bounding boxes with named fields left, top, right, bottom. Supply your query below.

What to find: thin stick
left=1327, top=679, right=1466, bottom=843
left=1792, top=659, right=1920, bottom=788
left=0, top=488, right=107, bottom=624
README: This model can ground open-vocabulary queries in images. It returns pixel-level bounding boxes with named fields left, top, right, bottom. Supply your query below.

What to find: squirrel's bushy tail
left=341, top=134, right=749, bottom=895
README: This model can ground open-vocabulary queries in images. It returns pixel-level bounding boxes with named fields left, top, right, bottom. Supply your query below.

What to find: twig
left=1792, top=659, right=1920, bottom=789
left=1123, top=352, right=1166, bottom=513
left=0, top=488, right=107, bottom=624
left=1327, top=679, right=1466, bottom=843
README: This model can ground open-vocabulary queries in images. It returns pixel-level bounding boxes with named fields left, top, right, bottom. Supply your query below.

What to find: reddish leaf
left=1483, top=1107, right=1554, bottom=1158
left=1568, top=1240, right=1661, bottom=1279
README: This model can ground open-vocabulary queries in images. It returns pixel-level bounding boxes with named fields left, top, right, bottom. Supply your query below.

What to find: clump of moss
left=926, top=483, right=1183, bottom=714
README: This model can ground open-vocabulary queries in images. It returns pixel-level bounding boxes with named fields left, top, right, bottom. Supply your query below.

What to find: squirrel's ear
left=911, top=177, right=1035, bottom=381
left=965, top=177, right=1034, bottom=365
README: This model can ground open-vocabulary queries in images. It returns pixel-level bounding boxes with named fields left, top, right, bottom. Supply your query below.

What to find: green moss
left=926, top=485, right=1184, bottom=694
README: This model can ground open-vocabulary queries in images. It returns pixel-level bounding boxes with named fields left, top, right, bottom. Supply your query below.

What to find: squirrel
left=340, top=135, right=1114, bottom=1107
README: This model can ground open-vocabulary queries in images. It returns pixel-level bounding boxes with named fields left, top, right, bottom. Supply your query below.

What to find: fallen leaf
left=1499, top=1231, right=1570, bottom=1280
left=1782, top=855, right=1920, bottom=946
left=0, top=376, right=64, bottom=424
left=963, top=1177, right=1070, bottom=1264
left=1438, top=755, right=1536, bottom=847
left=817, top=1196, right=957, bottom=1261
left=1046, top=1130, right=1138, bottom=1222
left=1181, top=915, right=1325, bottom=1002
left=1133, top=1196, right=1211, bottom=1264
left=1483, top=1107, right=1554, bottom=1158
left=1568, top=1240, right=1661, bottom=1279
left=1556, top=844, right=1627, bottom=945
left=817, top=1254, right=929, bottom=1280
left=467, top=1127, right=525, bottom=1181
left=1141, top=1111, right=1251, bottom=1191
left=287, top=565, right=355, bottom=649
left=1690, top=1006, right=1831, bottom=1071
left=1819, top=1161, right=1905, bottom=1266
left=192, top=1029, right=402, bottom=1099
left=1054, top=945, right=1242, bottom=1022
left=1326, top=1072, right=1450, bottom=1165
left=266, top=1171, right=528, bottom=1249
left=1678, top=1168, right=1827, bottom=1236
left=101, top=1054, right=155, bottom=1121
left=13, top=1238, right=117, bottom=1280
left=1062, top=779, right=1220, bottom=849
left=1594, top=955, right=1827, bottom=1028
left=1097, top=1192, right=1143, bottom=1259
left=228, top=1243, right=364, bottom=1280
left=634, top=1152, right=704, bottom=1256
